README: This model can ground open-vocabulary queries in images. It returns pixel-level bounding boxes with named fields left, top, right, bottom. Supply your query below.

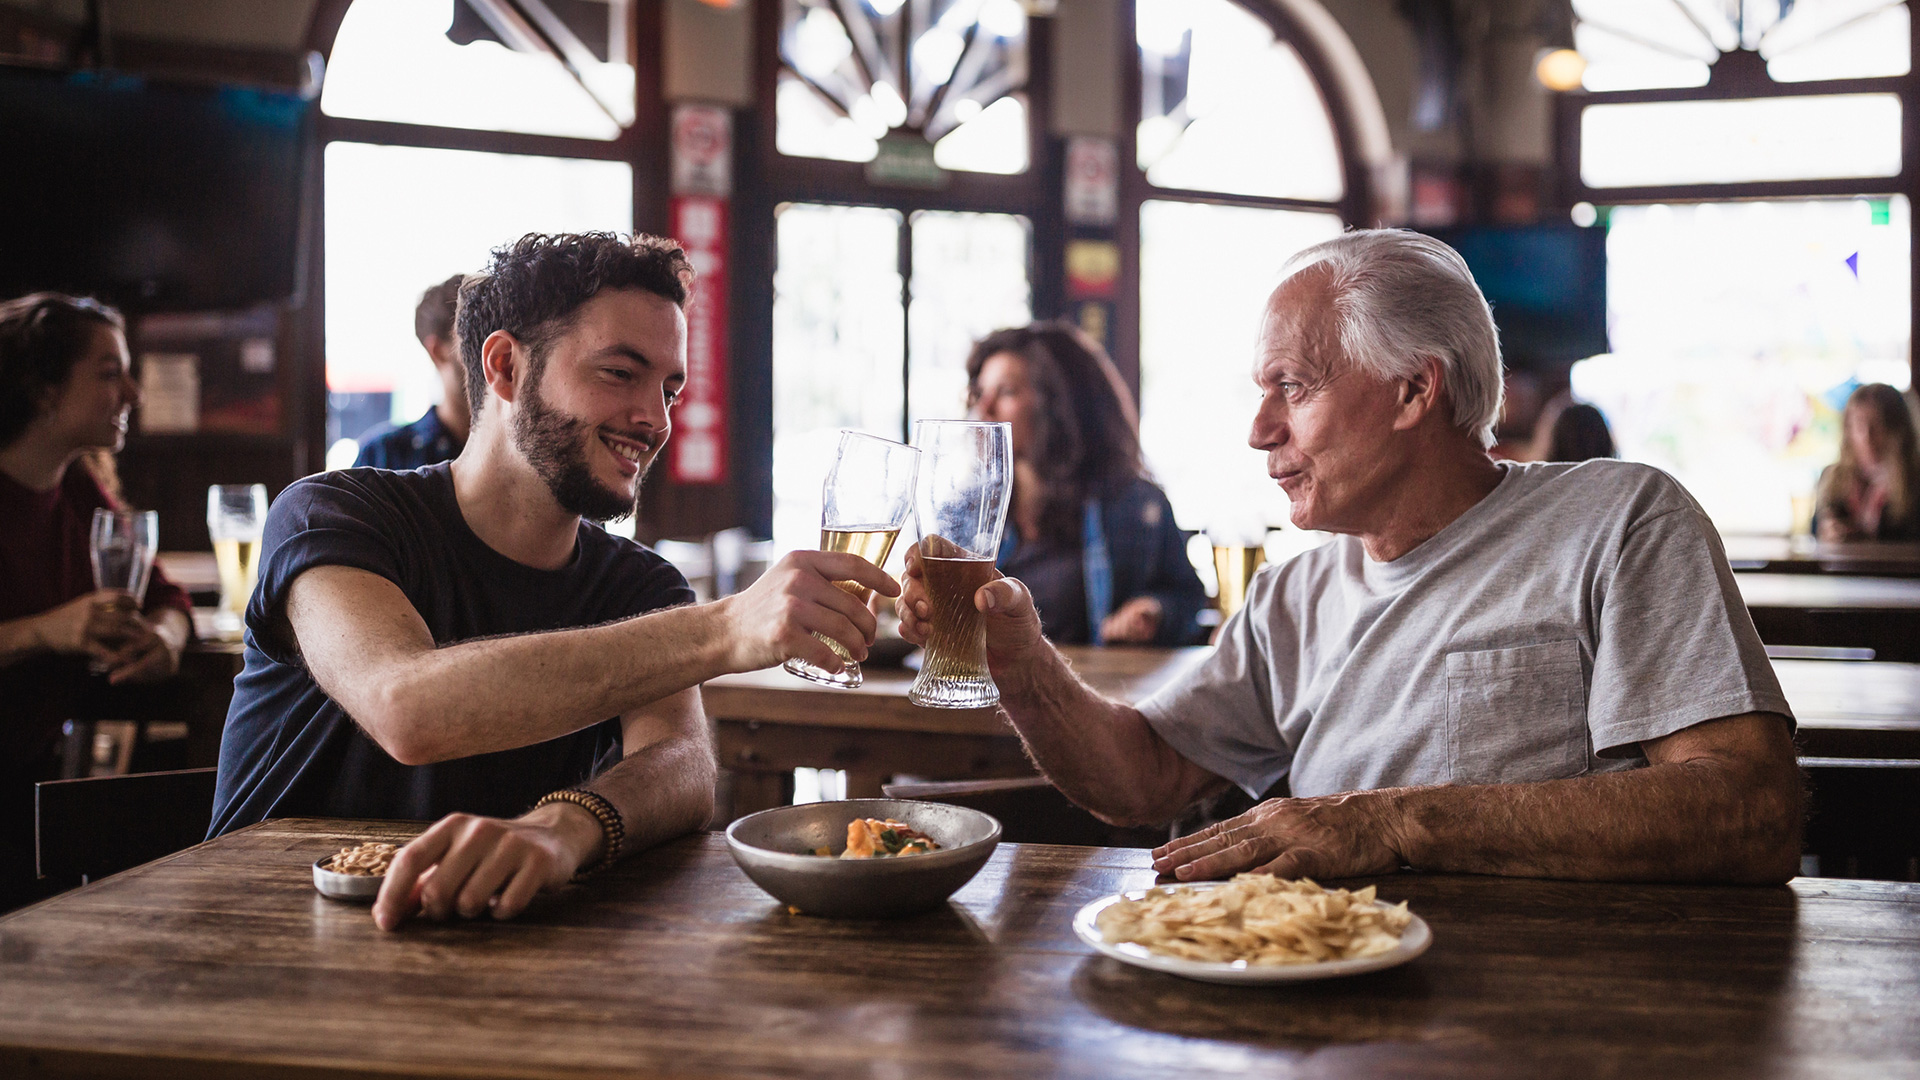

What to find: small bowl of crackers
left=312, top=841, right=399, bottom=903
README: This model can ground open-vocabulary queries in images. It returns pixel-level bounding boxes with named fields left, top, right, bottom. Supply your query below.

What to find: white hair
left=1279, top=229, right=1505, bottom=448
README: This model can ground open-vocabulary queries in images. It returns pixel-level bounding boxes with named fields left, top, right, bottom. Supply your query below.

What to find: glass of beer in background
left=783, top=432, right=920, bottom=688
left=207, top=484, right=268, bottom=639
left=907, top=420, right=1013, bottom=709
left=1207, top=522, right=1268, bottom=621
left=88, top=508, right=157, bottom=671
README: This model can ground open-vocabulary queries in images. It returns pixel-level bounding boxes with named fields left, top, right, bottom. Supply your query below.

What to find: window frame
left=739, top=0, right=1058, bottom=537
left=1553, top=12, right=1920, bottom=389
left=301, top=0, right=671, bottom=477
left=1115, top=0, right=1368, bottom=400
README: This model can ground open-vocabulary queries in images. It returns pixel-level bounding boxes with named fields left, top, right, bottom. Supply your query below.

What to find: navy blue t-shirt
left=209, top=464, right=694, bottom=837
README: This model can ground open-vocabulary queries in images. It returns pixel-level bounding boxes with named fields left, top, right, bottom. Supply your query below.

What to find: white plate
left=1071, top=882, right=1432, bottom=985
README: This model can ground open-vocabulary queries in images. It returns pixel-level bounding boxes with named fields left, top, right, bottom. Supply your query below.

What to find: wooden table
left=1722, top=536, right=1920, bottom=577
left=1775, top=658, right=1920, bottom=760
left=0, top=818, right=1915, bottom=1080
left=1735, top=573, right=1920, bottom=662
left=704, top=646, right=1209, bottom=817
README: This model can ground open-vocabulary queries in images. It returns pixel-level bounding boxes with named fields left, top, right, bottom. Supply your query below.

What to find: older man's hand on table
left=1151, top=790, right=1405, bottom=881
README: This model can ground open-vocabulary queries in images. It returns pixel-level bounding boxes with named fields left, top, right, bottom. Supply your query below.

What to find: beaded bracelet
left=534, top=788, right=625, bottom=882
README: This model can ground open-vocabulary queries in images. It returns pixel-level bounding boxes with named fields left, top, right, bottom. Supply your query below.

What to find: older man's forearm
left=999, top=646, right=1223, bottom=826
left=1384, top=754, right=1804, bottom=884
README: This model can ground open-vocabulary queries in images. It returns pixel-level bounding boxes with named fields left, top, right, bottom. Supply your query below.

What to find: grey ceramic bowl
left=725, top=799, right=1001, bottom=918
left=313, top=858, right=384, bottom=903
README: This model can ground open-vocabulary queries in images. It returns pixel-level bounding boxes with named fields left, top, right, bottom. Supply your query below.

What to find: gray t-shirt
left=1138, top=460, right=1793, bottom=799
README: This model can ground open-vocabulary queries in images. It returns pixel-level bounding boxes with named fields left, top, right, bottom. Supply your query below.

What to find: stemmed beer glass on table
left=783, top=431, right=920, bottom=688
left=87, top=508, right=158, bottom=671
left=906, top=420, right=1013, bottom=710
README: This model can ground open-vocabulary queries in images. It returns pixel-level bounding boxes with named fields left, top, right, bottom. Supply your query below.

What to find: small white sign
left=672, top=104, right=733, bottom=197
left=1065, top=137, right=1119, bottom=226
left=139, top=353, right=200, bottom=433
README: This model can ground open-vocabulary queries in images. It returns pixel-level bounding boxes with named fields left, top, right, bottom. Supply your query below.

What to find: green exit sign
left=867, top=134, right=948, bottom=190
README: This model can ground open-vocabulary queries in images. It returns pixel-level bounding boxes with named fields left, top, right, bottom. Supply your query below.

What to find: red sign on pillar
left=669, top=193, right=729, bottom=484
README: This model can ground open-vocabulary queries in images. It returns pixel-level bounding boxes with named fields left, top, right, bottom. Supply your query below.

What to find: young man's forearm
left=358, top=603, right=735, bottom=765
left=1383, top=753, right=1803, bottom=884
left=998, top=644, right=1221, bottom=827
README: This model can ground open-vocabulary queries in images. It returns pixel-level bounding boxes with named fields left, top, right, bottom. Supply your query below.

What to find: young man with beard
left=212, top=233, right=894, bottom=929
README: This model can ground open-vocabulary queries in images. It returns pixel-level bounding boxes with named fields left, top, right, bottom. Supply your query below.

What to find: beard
left=512, top=376, right=649, bottom=524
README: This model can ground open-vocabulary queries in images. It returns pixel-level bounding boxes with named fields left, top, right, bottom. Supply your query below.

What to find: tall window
left=1562, top=1, right=1914, bottom=533
left=1133, top=0, right=1355, bottom=535
left=769, top=207, right=1030, bottom=552
left=318, top=0, right=639, bottom=465
left=762, top=0, right=1041, bottom=552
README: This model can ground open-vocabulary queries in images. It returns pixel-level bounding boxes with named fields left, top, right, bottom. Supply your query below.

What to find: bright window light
left=1573, top=198, right=1911, bottom=534
left=322, top=0, right=625, bottom=140
left=323, top=143, right=632, bottom=426
left=907, top=209, right=1032, bottom=427
left=932, top=95, right=1028, bottom=175
left=1138, top=200, right=1344, bottom=533
left=1581, top=95, right=1903, bottom=188
left=1137, top=0, right=1344, bottom=201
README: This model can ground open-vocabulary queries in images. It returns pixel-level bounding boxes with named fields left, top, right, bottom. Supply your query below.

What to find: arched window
left=759, top=0, right=1042, bottom=552
left=1130, top=0, right=1380, bottom=540
left=1561, top=1, right=1914, bottom=534
left=314, top=0, right=642, bottom=468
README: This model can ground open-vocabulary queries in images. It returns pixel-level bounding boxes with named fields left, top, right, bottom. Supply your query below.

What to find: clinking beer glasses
left=906, top=420, right=1013, bottom=709
left=783, top=431, right=920, bottom=688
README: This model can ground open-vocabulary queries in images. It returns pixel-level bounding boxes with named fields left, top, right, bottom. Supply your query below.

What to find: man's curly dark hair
left=455, top=232, right=695, bottom=421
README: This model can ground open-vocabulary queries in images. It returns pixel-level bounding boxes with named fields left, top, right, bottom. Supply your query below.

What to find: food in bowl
left=1095, top=875, right=1411, bottom=965
left=811, top=818, right=941, bottom=858
left=321, top=841, right=398, bottom=877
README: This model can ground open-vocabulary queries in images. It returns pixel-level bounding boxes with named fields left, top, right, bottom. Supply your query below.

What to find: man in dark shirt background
left=215, top=233, right=895, bottom=930
left=354, top=273, right=468, bottom=470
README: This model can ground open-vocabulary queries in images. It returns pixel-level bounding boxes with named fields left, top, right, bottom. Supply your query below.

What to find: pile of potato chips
left=1096, top=875, right=1411, bottom=965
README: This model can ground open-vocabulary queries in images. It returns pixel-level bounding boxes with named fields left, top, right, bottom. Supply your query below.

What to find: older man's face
left=1248, top=269, right=1411, bottom=535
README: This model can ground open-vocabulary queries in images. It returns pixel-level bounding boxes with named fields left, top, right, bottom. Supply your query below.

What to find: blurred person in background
left=354, top=274, right=469, bottom=469
left=0, top=293, right=192, bottom=911
left=1815, top=382, right=1920, bottom=542
left=965, top=322, right=1206, bottom=647
left=1529, top=393, right=1616, bottom=463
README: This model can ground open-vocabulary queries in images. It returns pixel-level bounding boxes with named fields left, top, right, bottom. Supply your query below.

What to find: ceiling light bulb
left=1535, top=48, right=1587, bottom=92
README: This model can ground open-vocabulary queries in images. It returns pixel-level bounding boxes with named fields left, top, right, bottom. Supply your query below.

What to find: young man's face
left=511, top=288, right=687, bottom=522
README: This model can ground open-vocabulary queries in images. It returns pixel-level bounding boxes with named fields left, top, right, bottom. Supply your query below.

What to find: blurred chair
left=882, top=776, right=1169, bottom=848
left=36, top=767, right=216, bottom=887
left=1800, top=757, right=1920, bottom=881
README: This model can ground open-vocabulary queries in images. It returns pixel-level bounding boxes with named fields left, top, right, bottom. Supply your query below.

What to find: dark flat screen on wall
left=0, top=66, right=311, bottom=312
left=1428, top=223, right=1609, bottom=367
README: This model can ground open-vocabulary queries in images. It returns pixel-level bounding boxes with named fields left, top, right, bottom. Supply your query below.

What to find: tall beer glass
left=1207, top=523, right=1268, bottom=621
left=784, top=432, right=920, bottom=688
left=207, top=484, right=268, bottom=639
left=907, top=420, right=1013, bottom=709
left=88, top=508, right=157, bottom=672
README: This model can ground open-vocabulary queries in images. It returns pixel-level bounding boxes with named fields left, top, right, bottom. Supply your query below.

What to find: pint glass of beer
left=1206, top=523, right=1268, bottom=621
left=906, top=420, right=1013, bottom=709
left=783, top=432, right=920, bottom=688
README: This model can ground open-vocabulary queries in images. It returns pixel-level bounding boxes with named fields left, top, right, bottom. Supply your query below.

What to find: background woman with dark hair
left=1816, top=382, right=1920, bottom=542
left=965, top=322, right=1206, bottom=646
left=0, top=292, right=193, bottom=910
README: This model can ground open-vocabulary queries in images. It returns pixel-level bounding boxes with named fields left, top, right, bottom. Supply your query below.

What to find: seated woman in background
left=1529, top=393, right=1616, bottom=463
left=1816, top=382, right=1920, bottom=542
left=966, top=322, right=1206, bottom=646
left=0, top=293, right=193, bottom=910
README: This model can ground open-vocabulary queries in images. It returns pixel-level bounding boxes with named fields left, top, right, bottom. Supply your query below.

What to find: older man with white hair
left=897, top=229, right=1803, bottom=884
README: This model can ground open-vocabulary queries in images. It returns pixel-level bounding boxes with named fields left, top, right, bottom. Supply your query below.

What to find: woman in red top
left=0, top=293, right=193, bottom=909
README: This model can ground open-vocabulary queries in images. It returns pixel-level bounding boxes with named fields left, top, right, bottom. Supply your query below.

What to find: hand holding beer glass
left=906, top=420, right=1013, bottom=709
left=87, top=508, right=157, bottom=672
left=783, top=432, right=919, bottom=688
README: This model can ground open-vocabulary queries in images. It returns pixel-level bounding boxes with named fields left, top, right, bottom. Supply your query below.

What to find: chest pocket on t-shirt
left=1444, top=640, right=1588, bottom=784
